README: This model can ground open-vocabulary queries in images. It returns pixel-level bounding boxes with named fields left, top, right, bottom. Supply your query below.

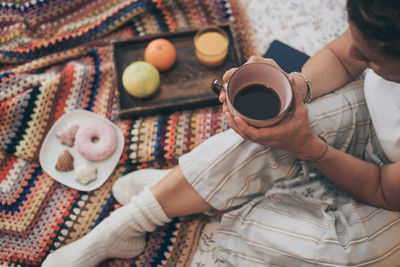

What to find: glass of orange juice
left=194, top=26, right=229, bottom=67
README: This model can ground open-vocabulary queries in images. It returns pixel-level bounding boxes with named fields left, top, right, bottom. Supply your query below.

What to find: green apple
left=122, top=61, right=160, bottom=98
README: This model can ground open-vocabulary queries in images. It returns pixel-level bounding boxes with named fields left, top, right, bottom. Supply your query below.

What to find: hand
left=221, top=56, right=325, bottom=160
left=219, top=56, right=283, bottom=104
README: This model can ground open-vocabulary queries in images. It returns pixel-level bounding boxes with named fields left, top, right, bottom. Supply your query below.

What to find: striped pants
left=179, top=79, right=400, bottom=266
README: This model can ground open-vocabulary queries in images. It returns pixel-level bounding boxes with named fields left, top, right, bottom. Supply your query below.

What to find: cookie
left=55, top=150, right=74, bottom=172
left=75, top=163, right=97, bottom=185
left=56, top=124, right=80, bottom=147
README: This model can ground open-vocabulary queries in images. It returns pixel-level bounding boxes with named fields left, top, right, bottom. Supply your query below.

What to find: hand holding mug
left=213, top=56, right=320, bottom=159
left=228, top=85, right=321, bottom=160
left=212, top=56, right=294, bottom=127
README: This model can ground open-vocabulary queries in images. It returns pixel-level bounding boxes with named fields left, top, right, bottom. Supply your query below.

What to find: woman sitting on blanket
left=44, top=0, right=400, bottom=266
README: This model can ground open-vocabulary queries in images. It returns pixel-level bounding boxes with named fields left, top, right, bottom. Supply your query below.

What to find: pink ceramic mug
left=211, top=63, right=293, bottom=127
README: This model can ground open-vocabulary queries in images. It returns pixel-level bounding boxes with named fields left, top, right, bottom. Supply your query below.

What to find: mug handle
left=211, top=79, right=224, bottom=96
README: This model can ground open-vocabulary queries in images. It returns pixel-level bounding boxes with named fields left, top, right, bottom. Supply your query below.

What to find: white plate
left=39, top=110, right=124, bottom=191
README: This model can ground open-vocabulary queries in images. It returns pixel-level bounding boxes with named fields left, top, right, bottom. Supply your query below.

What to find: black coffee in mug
left=233, top=84, right=281, bottom=120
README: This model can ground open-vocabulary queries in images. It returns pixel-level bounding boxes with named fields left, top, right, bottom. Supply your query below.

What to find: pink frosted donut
left=75, top=119, right=117, bottom=161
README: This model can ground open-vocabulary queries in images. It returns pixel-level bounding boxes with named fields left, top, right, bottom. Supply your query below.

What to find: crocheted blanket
left=0, top=0, right=256, bottom=266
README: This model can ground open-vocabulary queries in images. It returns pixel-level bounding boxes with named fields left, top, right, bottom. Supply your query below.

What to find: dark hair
left=347, top=0, right=400, bottom=57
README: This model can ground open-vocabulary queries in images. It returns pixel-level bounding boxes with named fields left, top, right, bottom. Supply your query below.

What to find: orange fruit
left=144, top=38, right=176, bottom=71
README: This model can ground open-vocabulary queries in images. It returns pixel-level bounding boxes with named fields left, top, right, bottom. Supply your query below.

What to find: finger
left=234, top=115, right=270, bottom=142
left=292, top=83, right=307, bottom=111
left=246, top=55, right=262, bottom=63
left=225, top=112, right=249, bottom=140
left=223, top=68, right=237, bottom=83
left=219, top=88, right=227, bottom=103
left=246, top=56, right=281, bottom=70
left=222, top=102, right=229, bottom=113
left=288, top=76, right=300, bottom=106
left=233, top=115, right=261, bottom=139
left=273, top=87, right=303, bottom=128
left=246, top=55, right=271, bottom=64
left=233, top=115, right=249, bottom=131
left=289, top=76, right=296, bottom=88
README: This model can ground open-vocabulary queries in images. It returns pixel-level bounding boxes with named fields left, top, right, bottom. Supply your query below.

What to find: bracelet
left=290, top=71, right=312, bottom=103
left=307, top=136, right=329, bottom=163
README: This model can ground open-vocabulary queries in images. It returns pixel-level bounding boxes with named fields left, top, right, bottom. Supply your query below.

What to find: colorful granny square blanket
left=0, top=0, right=256, bottom=266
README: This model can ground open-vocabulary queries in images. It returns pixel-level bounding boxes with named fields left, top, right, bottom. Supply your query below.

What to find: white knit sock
left=42, top=187, right=171, bottom=267
left=112, top=169, right=171, bottom=205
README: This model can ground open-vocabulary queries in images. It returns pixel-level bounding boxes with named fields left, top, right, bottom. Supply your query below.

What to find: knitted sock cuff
left=140, top=187, right=172, bottom=226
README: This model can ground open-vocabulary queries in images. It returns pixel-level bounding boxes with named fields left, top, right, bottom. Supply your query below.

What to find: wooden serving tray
left=113, top=23, right=242, bottom=119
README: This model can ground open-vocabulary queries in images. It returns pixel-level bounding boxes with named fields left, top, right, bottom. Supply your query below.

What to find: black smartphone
left=263, top=40, right=310, bottom=73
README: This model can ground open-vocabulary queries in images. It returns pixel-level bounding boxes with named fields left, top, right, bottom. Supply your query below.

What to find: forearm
left=290, top=29, right=367, bottom=100
left=300, top=48, right=357, bottom=98
left=309, top=142, right=400, bottom=211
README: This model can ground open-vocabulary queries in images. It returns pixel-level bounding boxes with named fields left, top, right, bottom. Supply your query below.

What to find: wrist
left=296, top=135, right=329, bottom=162
left=289, top=72, right=312, bottom=103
